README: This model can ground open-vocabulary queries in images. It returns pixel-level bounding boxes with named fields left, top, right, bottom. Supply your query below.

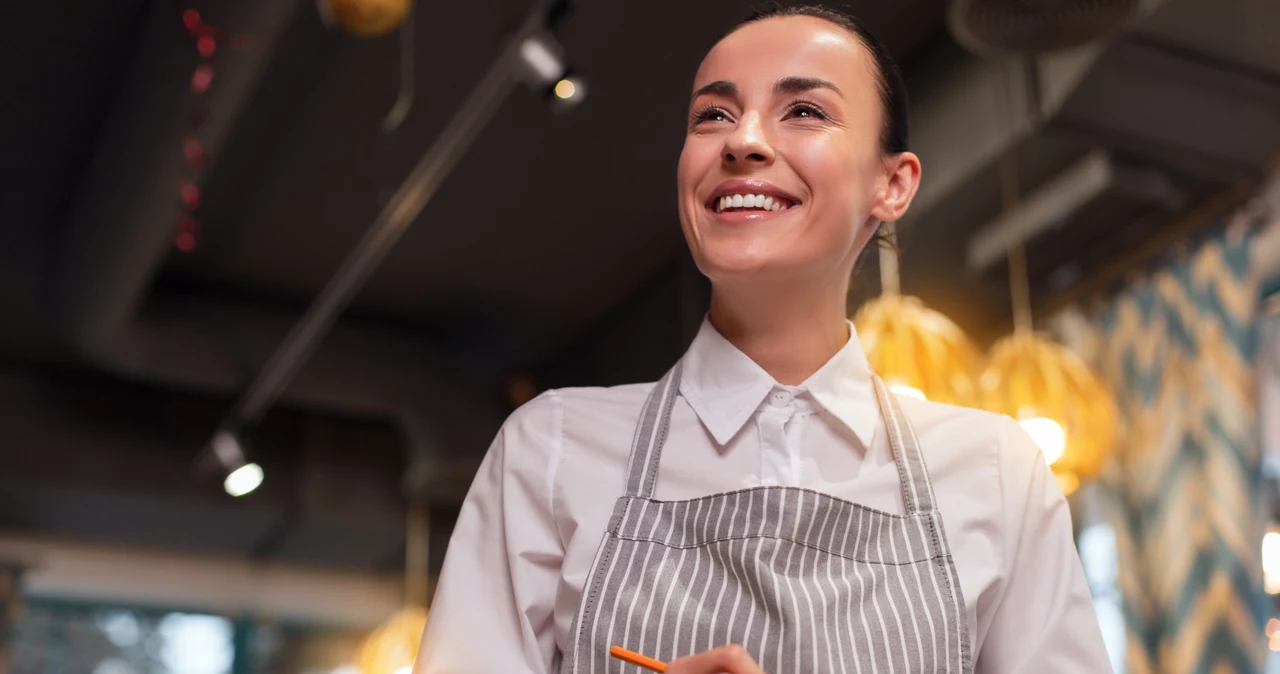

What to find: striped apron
left=562, top=362, right=973, bottom=673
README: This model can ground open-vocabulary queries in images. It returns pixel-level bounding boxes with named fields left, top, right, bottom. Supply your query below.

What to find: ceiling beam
left=1, top=536, right=400, bottom=628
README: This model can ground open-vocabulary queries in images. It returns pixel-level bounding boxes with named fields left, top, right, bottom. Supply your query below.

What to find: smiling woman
left=416, top=6, right=1111, bottom=674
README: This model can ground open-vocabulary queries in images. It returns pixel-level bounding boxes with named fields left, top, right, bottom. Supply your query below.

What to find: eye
left=691, top=106, right=731, bottom=125
left=785, top=102, right=829, bottom=121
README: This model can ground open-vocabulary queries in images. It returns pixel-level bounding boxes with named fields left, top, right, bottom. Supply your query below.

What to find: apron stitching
left=612, top=531, right=944, bottom=566
left=640, top=362, right=682, bottom=500
left=573, top=533, right=620, bottom=667
left=637, top=487, right=925, bottom=521
left=634, top=372, right=674, bottom=497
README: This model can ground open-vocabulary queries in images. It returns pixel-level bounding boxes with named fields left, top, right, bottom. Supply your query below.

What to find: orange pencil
left=609, top=645, right=668, bottom=672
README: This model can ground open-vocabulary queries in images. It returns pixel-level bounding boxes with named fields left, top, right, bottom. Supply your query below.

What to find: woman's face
left=677, top=16, right=918, bottom=288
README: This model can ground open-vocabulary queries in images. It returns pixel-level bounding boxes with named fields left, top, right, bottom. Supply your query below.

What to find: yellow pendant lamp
left=979, top=332, right=1117, bottom=496
left=356, top=605, right=427, bottom=674
left=322, top=0, right=412, bottom=37
left=977, top=71, right=1116, bottom=496
left=357, top=504, right=430, bottom=674
left=854, top=223, right=983, bottom=406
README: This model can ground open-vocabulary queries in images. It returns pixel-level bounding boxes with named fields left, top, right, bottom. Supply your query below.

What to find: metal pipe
left=222, top=7, right=556, bottom=432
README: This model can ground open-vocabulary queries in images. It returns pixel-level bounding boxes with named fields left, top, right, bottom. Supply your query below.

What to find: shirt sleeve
left=416, top=392, right=565, bottom=674
left=975, top=417, right=1112, bottom=673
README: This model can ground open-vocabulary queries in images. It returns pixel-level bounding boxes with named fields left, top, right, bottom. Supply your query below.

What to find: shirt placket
left=759, top=389, right=799, bottom=486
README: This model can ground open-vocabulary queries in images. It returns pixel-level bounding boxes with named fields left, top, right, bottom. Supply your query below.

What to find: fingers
left=666, top=644, right=766, bottom=674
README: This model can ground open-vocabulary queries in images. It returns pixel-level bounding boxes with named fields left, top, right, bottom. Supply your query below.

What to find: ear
left=869, top=152, right=922, bottom=223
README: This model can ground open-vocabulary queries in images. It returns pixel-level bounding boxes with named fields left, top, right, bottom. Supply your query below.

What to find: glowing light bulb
left=1264, top=532, right=1280, bottom=594
left=224, top=463, right=263, bottom=497
left=553, top=79, right=577, bottom=100
left=888, top=383, right=927, bottom=401
left=1020, top=417, right=1066, bottom=465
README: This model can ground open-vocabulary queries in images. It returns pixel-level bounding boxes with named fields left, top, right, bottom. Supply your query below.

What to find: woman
left=418, top=6, right=1109, bottom=673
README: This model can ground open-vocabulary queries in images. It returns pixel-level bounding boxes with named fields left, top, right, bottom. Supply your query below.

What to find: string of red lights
left=173, top=7, right=252, bottom=253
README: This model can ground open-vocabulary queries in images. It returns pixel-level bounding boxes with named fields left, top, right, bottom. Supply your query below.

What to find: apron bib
left=562, top=362, right=973, bottom=673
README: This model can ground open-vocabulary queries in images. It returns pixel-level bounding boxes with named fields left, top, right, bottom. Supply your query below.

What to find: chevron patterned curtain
left=1082, top=211, right=1273, bottom=673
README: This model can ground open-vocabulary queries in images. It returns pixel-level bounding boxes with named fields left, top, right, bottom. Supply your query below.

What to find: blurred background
left=1, top=0, right=1278, bottom=672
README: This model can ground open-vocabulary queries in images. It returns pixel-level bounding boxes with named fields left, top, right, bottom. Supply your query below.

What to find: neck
left=708, top=277, right=852, bottom=386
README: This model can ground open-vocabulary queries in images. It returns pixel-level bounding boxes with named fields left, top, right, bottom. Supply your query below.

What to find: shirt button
left=769, top=390, right=793, bottom=407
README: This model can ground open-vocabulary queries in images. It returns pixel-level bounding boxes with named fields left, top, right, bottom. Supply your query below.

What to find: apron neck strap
left=623, top=361, right=684, bottom=499
left=871, top=375, right=937, bottom=514
left=622, top=363, right=937, bottom=515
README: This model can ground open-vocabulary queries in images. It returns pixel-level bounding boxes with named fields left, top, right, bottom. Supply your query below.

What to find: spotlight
left=553, top=78, right=577, bottom=100
left=211, top=430, right=263, bottom=497
left=515, top=32, right=586, bottom=111
left=550, top=76, right=586, bottom=110
left=553, top=76, right=586, bottom=101
left=224, top=463, right=264, bottom=497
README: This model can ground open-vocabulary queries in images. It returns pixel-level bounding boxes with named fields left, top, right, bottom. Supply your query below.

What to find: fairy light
left=172, top=7, right=253, bottom=253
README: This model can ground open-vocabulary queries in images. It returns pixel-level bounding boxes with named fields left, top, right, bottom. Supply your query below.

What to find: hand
left=666, top=645, right=766, bottom=674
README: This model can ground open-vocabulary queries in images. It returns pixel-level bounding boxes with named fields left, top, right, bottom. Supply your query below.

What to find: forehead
left=694, top=16, right=874, bottom=95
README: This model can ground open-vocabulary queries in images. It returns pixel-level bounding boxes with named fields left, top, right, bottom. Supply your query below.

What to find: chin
left=697, top=247, right=790, bottom=281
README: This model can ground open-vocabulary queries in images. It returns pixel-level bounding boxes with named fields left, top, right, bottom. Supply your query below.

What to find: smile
left=704, top=179, right=803, bottom=220
left=711, top=193, right=796, bottom=213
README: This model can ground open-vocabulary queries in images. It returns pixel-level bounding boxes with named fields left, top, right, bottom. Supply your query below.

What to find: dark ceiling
left=163, top=0, right=948, bottom=367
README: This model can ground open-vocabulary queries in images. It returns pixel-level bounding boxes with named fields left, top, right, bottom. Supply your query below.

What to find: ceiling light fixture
left=211, top=430, right=263, bottom=498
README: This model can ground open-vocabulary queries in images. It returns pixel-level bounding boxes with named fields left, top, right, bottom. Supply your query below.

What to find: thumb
left=666, top=645, right=765, bottom=674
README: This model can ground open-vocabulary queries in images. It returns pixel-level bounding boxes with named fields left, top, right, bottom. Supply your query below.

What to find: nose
left=722, top=111, right=774, bottom=167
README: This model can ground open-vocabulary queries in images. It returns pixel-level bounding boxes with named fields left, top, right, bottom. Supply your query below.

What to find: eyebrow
left=690, top=76, right=843, bottom=100
left=691, top=80, right=737, bottom=99
left=774, top=76, right=842, bottom=98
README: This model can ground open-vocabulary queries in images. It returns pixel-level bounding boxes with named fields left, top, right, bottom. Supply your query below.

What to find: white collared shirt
left=418, top=319, right=1110, bottom=673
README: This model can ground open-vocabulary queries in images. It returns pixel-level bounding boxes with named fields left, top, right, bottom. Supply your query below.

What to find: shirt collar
left=678, top=317, right=879, bottom=449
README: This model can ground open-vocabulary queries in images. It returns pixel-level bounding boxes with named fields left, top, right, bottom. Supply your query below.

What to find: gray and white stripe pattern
left=564, top=363, right=972, bottom=673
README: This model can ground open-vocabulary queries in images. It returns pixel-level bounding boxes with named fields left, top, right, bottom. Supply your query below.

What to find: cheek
left=793, top=141, right=885, bottom=214
left=786, top=143, right=882, bottom=264
left=677, top=138, right=717, bottom=195
left=790, top=145, right=864, bottom=227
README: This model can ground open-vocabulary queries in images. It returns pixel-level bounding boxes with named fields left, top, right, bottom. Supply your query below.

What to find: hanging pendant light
left=854, top=223, right=983, bottom=406
left=979, top=332, right=1117, bottom=495
left=977, top=67, right=1116, bottom=496
left=321, top=0, right=412, bottom=38
left=357, top=504, right=430, bottom=674
left=356, top=605, right=428, bottom=674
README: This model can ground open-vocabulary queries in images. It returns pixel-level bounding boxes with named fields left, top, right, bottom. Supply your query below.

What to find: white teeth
left=714, top=193, right=795, bottom=212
